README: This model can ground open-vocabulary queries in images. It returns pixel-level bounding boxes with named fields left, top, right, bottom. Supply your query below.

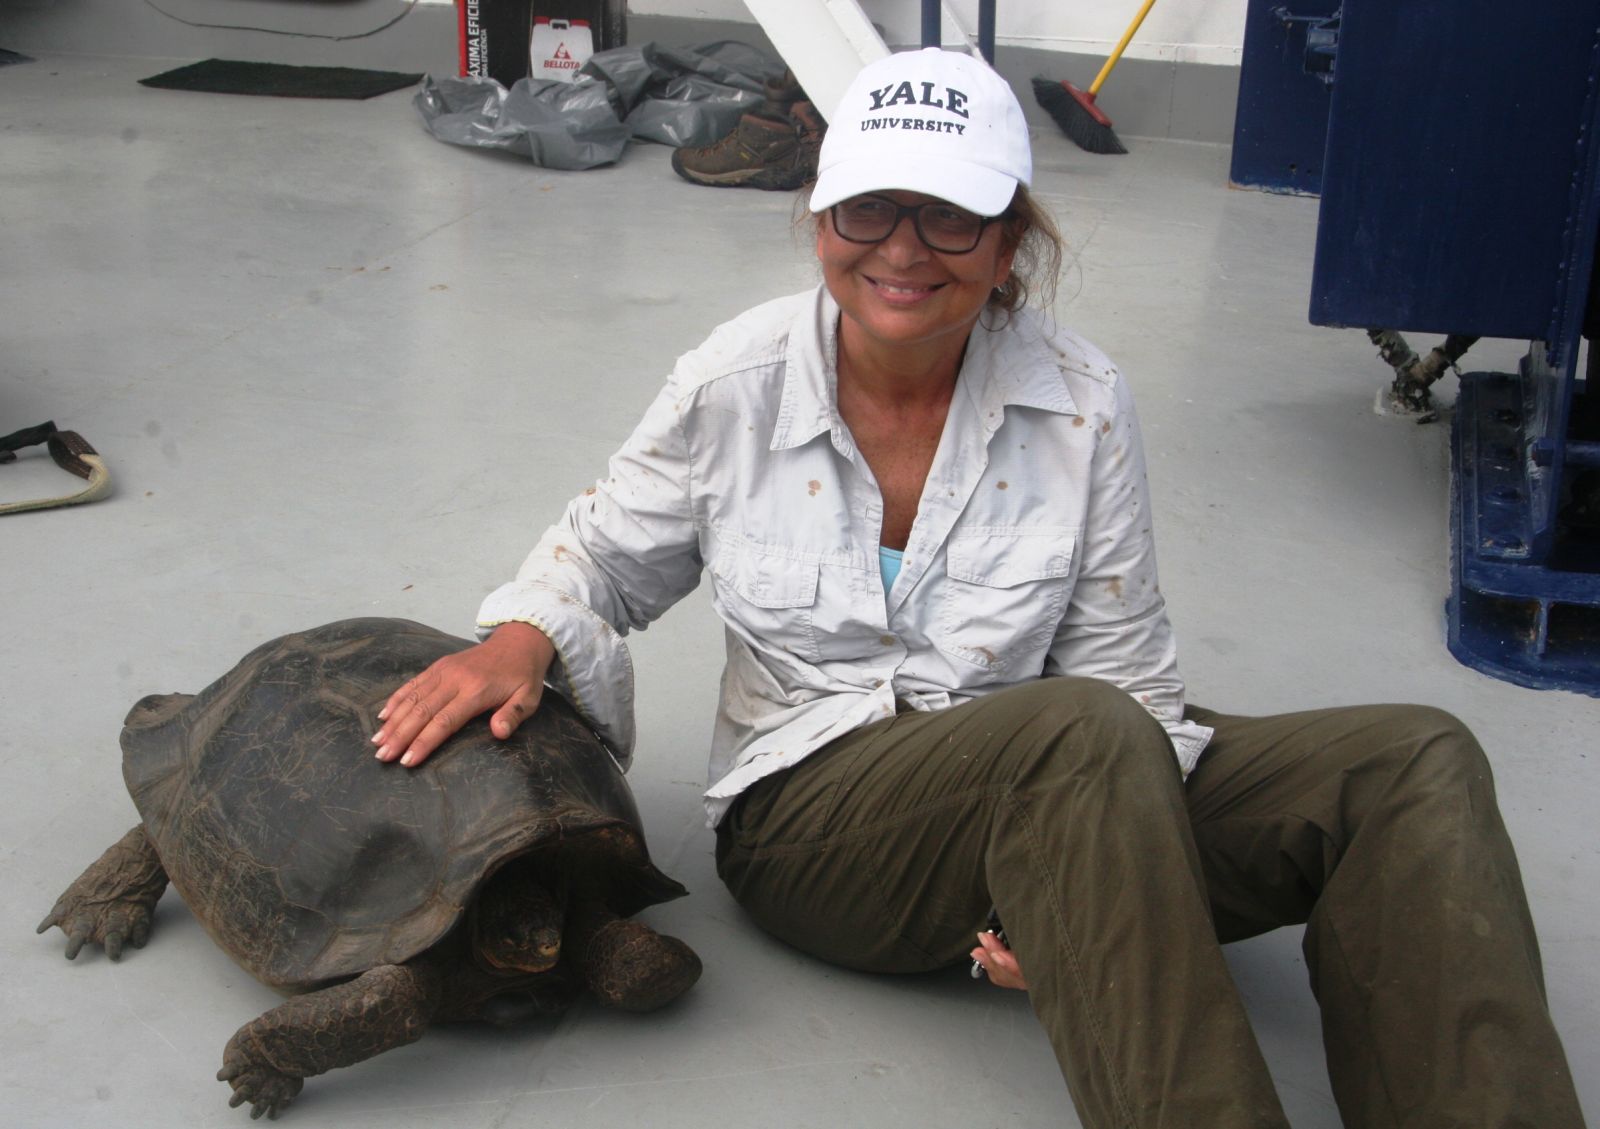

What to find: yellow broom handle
left=1088, top=0, right=1158, bottom=96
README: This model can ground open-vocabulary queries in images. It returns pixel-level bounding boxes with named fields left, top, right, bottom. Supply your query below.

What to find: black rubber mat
left=139, top=59, right=423, bottom=99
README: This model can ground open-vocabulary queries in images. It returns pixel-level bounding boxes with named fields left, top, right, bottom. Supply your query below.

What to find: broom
left=1033, top=0, right=1158, bottom=155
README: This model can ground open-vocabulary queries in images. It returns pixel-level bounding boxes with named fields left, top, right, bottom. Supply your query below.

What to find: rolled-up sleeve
left=477, top=377, right=703, bottom=765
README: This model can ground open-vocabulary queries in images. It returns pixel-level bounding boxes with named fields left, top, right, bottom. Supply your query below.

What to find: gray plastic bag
left=415, top=40, right=787, bottom=168
left=414, top=74, right=631, bottom=170
left=625, top=74, right=762, bottom=148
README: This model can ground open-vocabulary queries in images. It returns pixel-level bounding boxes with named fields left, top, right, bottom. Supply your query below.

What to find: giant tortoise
left=38, top=617, right=701, bottom=1118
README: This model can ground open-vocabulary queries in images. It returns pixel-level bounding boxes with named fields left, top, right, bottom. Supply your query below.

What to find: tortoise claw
left=37, top=828, right=167, bottom=963
left=219, top=1053, right=302, bottom=1119
left=64, top=926, right=89, bottom=961
left=226, top=1078, right=296, bottom=1120
left=39, top=895, right=158, bottom=961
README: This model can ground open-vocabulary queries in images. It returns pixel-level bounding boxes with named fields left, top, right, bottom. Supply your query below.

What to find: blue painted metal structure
left=1451, top=362, right=1600, bottom=693
left=1228, top=0, right=1338, bottom=196
left=1311, top=4, right=1600, bottom=339
left=921, top=0, right=996, bottom=64
left=1309, top=0, right=1600, bottom=694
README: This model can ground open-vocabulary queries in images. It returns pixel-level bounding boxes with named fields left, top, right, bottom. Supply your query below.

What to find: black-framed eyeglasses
left=828, top=194, right=1001, bottom=254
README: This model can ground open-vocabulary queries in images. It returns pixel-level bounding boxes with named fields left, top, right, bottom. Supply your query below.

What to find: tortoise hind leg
left=568, top=902, right=701, bottom=1013
left=218, top=961, right=443, bottom=1119
left=37, top=825, right=168, bottom=960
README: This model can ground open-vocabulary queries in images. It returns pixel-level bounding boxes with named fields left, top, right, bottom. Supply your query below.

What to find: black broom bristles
left=1031, top=77, right=1127, bottom=156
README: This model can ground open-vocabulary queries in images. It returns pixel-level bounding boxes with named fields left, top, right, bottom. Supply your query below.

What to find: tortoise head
left=472, top=861, right=564, bottom=975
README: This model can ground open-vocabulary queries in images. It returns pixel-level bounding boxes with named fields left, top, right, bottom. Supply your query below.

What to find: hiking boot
left=672, top=111, right=808, bottom=191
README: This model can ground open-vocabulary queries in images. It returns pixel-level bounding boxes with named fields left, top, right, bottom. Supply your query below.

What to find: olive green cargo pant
left=714, top=678, right=1585, bottom=1128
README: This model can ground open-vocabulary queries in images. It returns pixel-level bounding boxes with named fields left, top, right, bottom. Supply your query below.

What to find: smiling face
left=817, top=190, right=1017, bottom=374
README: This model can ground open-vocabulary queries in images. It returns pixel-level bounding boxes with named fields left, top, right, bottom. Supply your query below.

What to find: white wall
left=630, top=0, right=1245, bottom=66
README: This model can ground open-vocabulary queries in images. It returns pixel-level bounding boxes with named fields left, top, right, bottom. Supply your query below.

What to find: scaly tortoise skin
left=39, top=618, right=700, bottom=1118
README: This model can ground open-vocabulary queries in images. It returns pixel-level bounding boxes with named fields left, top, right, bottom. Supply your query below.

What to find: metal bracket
left=1270, top=5, right=1341, bottom=82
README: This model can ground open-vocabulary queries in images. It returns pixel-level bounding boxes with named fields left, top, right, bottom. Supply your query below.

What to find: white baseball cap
left=810, top=48, right=1032, bottom=218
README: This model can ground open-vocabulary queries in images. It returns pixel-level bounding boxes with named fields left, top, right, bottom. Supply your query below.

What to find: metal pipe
left=922, top=0, right=941, bottom=48
left=1554, top=440, right=1600, bottom=469
left=978, top=0, right=996, bottom=63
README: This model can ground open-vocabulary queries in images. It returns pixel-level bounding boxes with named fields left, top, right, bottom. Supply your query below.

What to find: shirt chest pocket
left=935, top=528, right=1077, bottom=674
left=709, top=538, right=822, bottom=664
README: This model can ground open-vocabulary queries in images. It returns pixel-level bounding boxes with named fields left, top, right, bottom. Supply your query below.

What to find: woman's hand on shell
left=372, top=621, right=555, bottom=768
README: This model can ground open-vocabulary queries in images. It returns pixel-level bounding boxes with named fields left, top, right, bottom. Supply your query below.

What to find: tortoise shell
left=121, top=617, right=685, bottom=992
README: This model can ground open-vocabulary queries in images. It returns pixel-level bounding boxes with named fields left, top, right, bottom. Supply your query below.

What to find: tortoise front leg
left=217, top=961, right=442, bottom=1119
left=567, top=901, right=701, bottom=1013
left=37, top=825, right=168, bottom=960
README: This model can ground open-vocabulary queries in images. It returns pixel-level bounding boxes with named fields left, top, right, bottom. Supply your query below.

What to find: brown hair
left=989, top=185, right=1064, bottom=317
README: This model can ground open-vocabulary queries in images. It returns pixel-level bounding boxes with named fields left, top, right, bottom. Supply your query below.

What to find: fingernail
left=371, top=731, right=383, bottom=745
left=378, top=707, right=389, bottom=720
left=400, top=751, right=416, bottom=767
left=374, top=745, right=390, bottom=760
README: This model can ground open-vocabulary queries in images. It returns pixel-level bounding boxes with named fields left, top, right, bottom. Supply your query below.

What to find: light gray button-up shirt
left=478, top=286, right=1211, bottom=826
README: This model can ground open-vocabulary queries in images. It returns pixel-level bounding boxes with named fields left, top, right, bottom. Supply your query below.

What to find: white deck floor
left=3, top=53, right=1596, bottom=1128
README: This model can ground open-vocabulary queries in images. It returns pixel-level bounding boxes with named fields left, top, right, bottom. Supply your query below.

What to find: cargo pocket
left=710, top=537, right=821, bottom=664
left=935, top=528, right=1076, bottom=673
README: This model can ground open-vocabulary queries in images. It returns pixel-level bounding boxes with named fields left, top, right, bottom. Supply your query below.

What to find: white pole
left=741, top=0, right=890, bottom=122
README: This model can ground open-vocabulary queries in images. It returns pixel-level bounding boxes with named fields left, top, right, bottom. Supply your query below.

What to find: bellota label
left=531, top=17, right=593, bottom=83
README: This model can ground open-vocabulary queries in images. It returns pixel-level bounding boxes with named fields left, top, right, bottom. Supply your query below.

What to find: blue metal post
left=922, top=0, right=941, bottom=48
left=978, top=0, right=996, bottom=63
